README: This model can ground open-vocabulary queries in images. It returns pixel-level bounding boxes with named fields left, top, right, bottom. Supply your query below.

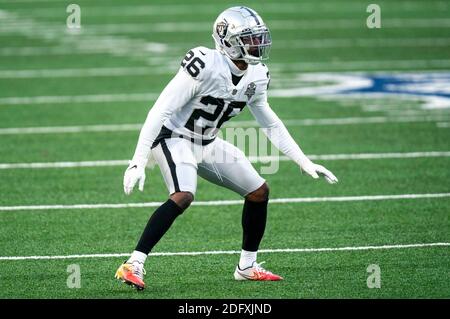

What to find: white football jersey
left=161, top=46, right=270, bottom=142
left=132, top=46, right=308, bottom=169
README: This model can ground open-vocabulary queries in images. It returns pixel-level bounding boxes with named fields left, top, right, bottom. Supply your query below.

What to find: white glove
left=123, top=162, right=146, bottom=195
left=299, top=159, right=338, bottom=184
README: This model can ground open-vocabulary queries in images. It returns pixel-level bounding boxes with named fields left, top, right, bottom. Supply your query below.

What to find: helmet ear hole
left=224, top=40, right=231, bottom=48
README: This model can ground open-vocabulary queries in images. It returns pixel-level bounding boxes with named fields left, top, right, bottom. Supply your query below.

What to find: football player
left=115, top=6, right=338, bottom=290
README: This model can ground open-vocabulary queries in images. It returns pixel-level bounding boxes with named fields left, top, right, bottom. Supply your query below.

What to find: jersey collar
left=225, top=56, right=247, bottom=77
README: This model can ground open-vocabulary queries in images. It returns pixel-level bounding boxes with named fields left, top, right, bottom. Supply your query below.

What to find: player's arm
left=248, top=93, right=338, bottom=184
left=124, top=68, right=199, bottom=195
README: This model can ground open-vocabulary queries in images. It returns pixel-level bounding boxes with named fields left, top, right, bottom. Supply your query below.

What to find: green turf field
left=0, top=0, right=449, bottom=299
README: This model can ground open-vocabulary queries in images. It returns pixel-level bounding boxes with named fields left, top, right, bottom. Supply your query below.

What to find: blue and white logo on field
left=271, top=72, right=450, bottom=109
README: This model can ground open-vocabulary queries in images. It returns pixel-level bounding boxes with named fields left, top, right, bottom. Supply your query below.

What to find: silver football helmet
left=212, top=6, right=271, bottom=65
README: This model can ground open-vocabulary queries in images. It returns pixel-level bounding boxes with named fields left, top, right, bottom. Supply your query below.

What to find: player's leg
left=241, top=182, right=269, bottom=267
left=116, top=138, right=197, bottom=289
left=198, top=139, right=282, bottom=281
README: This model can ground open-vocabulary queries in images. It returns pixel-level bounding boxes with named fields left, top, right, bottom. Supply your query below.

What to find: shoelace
left=131, top=262, right=146, bottom=279
left=253, top=261, right=272, bottom=274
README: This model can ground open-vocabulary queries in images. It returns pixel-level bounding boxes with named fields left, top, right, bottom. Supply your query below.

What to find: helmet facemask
left=228, top=27, right=271, bottom=65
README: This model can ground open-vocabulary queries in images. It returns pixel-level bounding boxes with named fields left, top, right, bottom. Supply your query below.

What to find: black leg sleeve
left=135, top=199, right=183, bottom=254
left=241, top=199, right=268, bottom=252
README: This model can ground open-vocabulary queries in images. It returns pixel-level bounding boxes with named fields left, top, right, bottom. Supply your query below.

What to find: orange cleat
left=115, top=261, right=146, bottom=290
left=234, top=261, right=283, bottom=281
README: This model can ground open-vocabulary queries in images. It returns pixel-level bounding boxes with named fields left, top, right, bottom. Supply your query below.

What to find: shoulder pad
left=252, top=63, right=271, bottom=91
left=179, top=47, right=213, bottom=80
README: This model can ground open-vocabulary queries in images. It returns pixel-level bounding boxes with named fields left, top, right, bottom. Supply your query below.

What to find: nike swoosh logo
left=236, top=270, right=257, bottom=280
left=199, top=50, right=206, bottom=56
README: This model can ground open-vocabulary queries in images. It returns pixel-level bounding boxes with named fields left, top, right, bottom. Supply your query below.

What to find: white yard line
left=1, top=59, right=450, bottom=79
left=1, top=116, right=449, bottom=135
left=0, top=67, right=152, bottom=78
left=0, top=160, right=129, bottom=169
left=270, top=18, right=450, bottom=30
left=0, top=242, right=448, bottom=261
left=227, top=116, right=450, bottom=127
left=0, top=10, right=171, bottom=70
left=437, top=122, right=450, bottom=128
left=0, top=193, right=449, bottom=212
left=0, top=60, right=448, bottom=83
left=1, top=37, right=449, bottom=57
left=0, top=123, right=143, bottom=134
left=284, top=38, right=450, bottom=49
left=1, top=152, right=449, bottom=170
left=0, top=46, right=99, bottom=57
left=7, top=1, right=450, bottom=17
left=252, top=151, right=450, bottom=163
left=270, top=60, right=450, bottom=73
left=0, top=93, right=158, bottom=105
left=25, top=21, right=450, bottom=34
left=0, top=0, right=64, bottom=2
left=2, top=19, right=449, bottom=36
left=0, top=45, right=172, bottom=57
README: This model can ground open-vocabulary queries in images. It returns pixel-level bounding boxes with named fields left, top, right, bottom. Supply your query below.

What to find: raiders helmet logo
left=216, top=21, right=228, bottom=39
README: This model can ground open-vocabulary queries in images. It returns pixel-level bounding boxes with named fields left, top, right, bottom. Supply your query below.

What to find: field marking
left=2, top=19, right=450, bottom=38
left=270, top=60, right=450, bottom=73
left=0, top=60, right=448, bottom=85
left=1, top=59, right=450, bottom=80
left=0, top=160, right=129, bottom=169
left=2, top=36, right=450, bottom=57
left=228, top=116, right=450, bottom=127
left=0, top=46, right=97, bottom=57
left=0, top=193, right=449, bottom=212
left=0, top=61, right=449, bottom=106
left=252, top=151, right=450, bottom=163
left=1, top=115, right=449, bottom=135
left=5, top=20, right=450, bottom=34
left=0, top=67, right=153, bottom=78
left=1, top=152, right=449, bottom=170
left=0, top=45, right=171, bottom=57
left=284, top=37, right=450, bottom=49
left=0, top=242, right=448, bottom=261
left=437, top=122, right=450, bottom=128
left=8, top=2, right=450, bottom=17
left=0, top=123, right=143, bottom=134
left=0, top=93, right=159, bottom=105
left=0, top=10, right=171, bottom=71
left=270, top=18, right=450, bottom=30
